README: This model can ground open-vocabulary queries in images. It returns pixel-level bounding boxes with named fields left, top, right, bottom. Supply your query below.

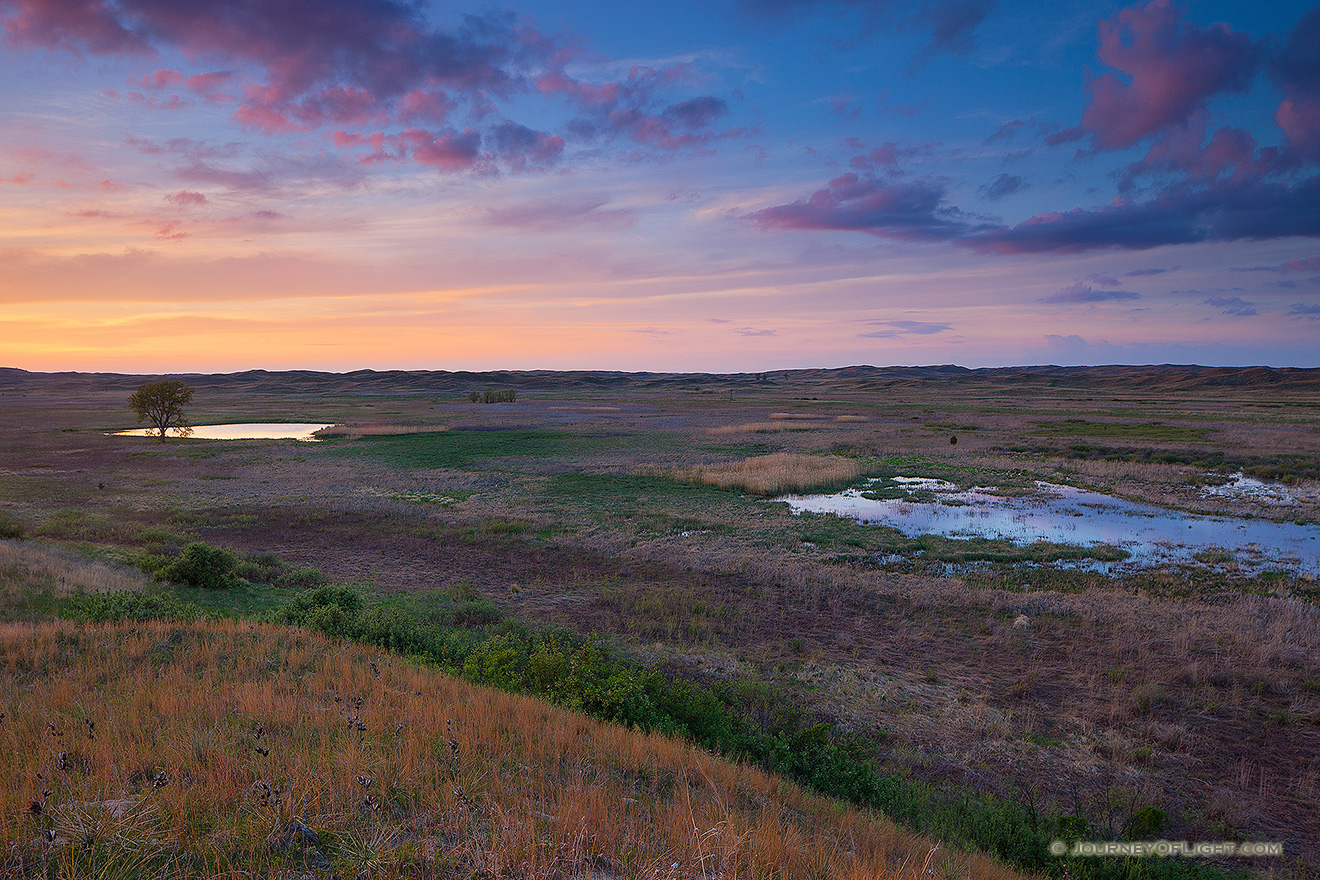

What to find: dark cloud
left=1047, top=0, right=1259, bottom=151
left=976, top=173, right=1028, bottom=201
left=663, top=96, right=728, bottom=129
left=1124, top=267, right=1170, bottom=276
left=965, top=175, right=1320, bottom=254
left=1270, top=6, right=1320, bottom=162
left=1203, top=295, right=1256, bottom=316
left=916, top=0, right=993, bottom=56
left=985, top=119, right=1025, bottom=143
left=749, top=173, right=978, bottom=241
left=542, top=66, right=743, bottom=151
left=1040, top=282, right=1140, bottom=304
left=1288, top=302, right=1320, bottom=319
left=858, top=319, right=952, bottom=338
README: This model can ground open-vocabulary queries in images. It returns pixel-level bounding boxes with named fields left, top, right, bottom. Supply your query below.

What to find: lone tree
left=128, top=380, right=194, bottom=441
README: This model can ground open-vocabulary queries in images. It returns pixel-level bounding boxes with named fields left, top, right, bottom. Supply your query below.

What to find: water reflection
left=111, top=423, right=333, bottom=441
left=779, top=477, right=1320, bottom=574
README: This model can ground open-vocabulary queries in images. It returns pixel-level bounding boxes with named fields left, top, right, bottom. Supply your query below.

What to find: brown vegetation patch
left=671, top=452, right=861, bottom=495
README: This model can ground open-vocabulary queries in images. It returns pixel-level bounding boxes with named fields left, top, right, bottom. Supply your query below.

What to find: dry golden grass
left=671, top=452, right=861, bottom=495
left=0, top=539, right=149, bottom=602
left=833, top=415, right=868, bottom=423
left=312, top=424, right=448, bottom=439
left=0, top=619, right=1025, bottom=880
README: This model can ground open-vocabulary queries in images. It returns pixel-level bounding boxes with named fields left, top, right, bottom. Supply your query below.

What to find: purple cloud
left=1203, top=295, right=1256, bottom=316
left=1048, top=0, right=1259, bottom=151
left=1287, top=303, right=1320, bottom=319
left=749, top=173, right=976, bottom=241
left=1041, top=282, right=1140, bottom=304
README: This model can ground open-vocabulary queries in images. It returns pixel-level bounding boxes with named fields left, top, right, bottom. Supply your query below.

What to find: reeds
left=671, top=452, right=861, bottom=495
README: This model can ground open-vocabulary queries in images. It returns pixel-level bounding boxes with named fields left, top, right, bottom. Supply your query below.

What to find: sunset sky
left=2, top=0, right=1318, bottom=372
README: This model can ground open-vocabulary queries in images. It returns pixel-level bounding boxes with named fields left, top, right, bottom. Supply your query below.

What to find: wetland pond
left=111, top=423, right=333, bottom=441
left=780, top=476, right=1320, bottom=575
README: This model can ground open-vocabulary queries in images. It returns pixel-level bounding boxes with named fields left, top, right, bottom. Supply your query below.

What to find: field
left=2, top=364, right=1319, bottom=878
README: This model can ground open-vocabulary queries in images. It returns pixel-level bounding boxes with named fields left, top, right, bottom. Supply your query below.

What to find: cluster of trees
left=468, top=389, right=517, bottom=403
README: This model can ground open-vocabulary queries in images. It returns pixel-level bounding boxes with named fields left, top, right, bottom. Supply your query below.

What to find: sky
left=1, top=0, right=1318, bottom=373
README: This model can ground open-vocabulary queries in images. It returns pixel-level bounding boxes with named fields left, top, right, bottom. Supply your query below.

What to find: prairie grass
left=0, top=539, right=150, bottom=602
left=0, top=619, right=1020, bottom=880
left=672, top=452, right=861, bottom=495
left=709, top=421, right=821, bottom=434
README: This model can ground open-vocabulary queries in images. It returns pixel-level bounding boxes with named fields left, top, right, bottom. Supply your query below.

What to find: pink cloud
left=1280, top=255, right=1320, bottom=273
left=398, top=89, right=452, bottom=125
left=401, top=128, right=481, bottom=171
left=132, top=68, right=183, bottom=89
left=166, top=190, right=207, bottom=207
left=1051, top=0, right=1258, bottom=151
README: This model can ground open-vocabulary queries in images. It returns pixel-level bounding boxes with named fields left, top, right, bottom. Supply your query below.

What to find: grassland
left=1, top=365, right=1318, bottom=878
left=3, top=617, right=1021, bottom=879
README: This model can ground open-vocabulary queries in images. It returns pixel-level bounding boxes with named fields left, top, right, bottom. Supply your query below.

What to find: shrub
left=161, top=542, right=238, bottom=589
left=0, top=512, right=25, bottom=539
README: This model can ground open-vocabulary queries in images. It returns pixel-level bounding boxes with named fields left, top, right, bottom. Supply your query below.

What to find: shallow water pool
left=110, top=423, right=333, bottom=441
left=779, top=477, right=1320, bottom=574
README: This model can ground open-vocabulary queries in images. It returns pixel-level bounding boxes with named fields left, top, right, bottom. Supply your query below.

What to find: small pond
left=110, top=423, right=333, bottom=441
left=779, top=476, right=1320, bottom=575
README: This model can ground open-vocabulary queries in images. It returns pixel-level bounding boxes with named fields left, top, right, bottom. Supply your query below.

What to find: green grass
left=322, top=428, right=623, bottom=470
left=1032, top=419, right=1213, bottom=443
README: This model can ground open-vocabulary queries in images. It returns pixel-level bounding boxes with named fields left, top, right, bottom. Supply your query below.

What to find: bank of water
left=110, top=423, right=333, bottom=441
left=779, top=476, right=1320, bottom=575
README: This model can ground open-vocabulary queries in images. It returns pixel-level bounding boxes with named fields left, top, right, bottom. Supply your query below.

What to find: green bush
left=161, top=542, right=238, bottom=589
left=0, top=512, right=25, bottom=539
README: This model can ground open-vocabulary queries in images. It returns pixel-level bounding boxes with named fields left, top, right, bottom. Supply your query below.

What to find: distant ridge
left=2, top=363, right=1318, bottom=394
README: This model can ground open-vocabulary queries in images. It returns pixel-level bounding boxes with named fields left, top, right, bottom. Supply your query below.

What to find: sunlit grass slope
left=0, top=619, right=1026, bottom=880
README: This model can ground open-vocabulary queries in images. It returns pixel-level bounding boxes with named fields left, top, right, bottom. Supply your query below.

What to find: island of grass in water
left=780, top=476, right=1320, bottom=574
